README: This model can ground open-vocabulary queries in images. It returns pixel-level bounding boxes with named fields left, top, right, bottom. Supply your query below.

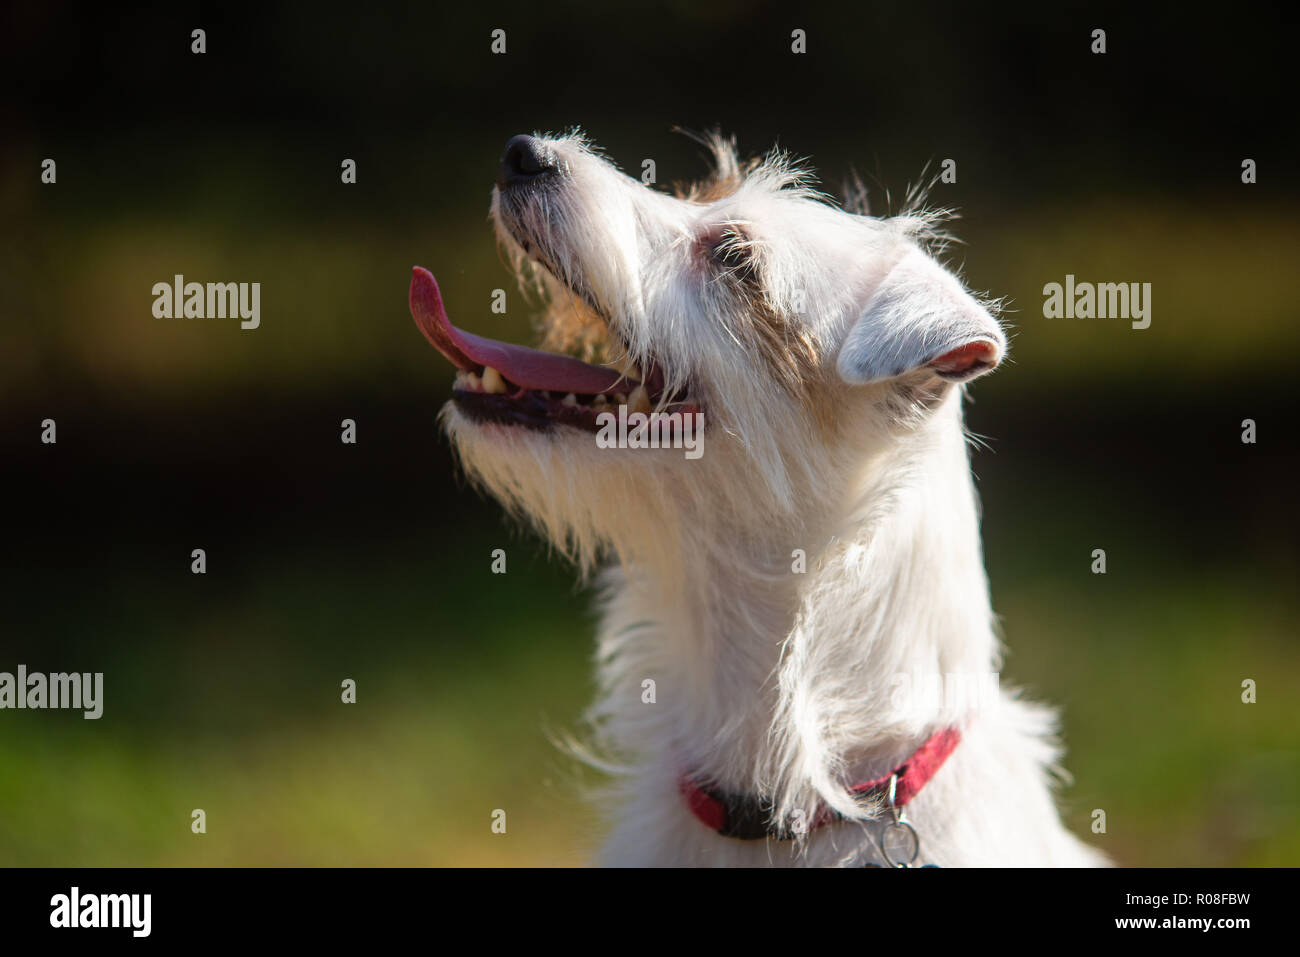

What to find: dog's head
left=410, top=131, right=1005, bottom=565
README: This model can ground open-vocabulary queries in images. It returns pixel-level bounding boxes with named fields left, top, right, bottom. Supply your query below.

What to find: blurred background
left=1, top=1, right=1296, bottom=865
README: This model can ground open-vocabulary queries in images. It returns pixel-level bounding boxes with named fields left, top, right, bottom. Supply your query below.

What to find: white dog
left=409, top=130, right=1106, bottom=867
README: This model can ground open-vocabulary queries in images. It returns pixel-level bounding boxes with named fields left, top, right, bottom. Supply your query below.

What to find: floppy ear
left=836, top=246, right=1006, bottom=386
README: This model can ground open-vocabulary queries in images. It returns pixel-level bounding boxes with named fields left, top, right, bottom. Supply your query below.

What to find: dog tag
left=878, top=819, right=921, bottom=868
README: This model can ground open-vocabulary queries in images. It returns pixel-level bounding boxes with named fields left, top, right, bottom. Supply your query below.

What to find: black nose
left=498, top=134, right=556, bottom=188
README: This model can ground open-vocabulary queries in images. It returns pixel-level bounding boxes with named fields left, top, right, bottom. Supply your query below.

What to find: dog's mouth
left=409, top=266, right=701, bottom=434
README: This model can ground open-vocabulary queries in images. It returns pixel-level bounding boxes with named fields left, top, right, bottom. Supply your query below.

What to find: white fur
left=443, top=131, right=1107, bottom=867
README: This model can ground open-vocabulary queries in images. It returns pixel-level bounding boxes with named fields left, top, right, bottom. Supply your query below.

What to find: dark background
left=1, top=1, right=1296, bottom=864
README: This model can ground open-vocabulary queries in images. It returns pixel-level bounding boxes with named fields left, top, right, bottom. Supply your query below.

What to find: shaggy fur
left=441, top=130, right=1106, bottom=866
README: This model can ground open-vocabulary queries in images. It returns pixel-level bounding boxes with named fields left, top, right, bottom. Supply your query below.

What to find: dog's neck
left=598, top=389, right=998, bottom=815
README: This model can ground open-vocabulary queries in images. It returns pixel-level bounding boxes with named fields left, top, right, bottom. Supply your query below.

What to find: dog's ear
left=836, top=246, right=1006, bottom=386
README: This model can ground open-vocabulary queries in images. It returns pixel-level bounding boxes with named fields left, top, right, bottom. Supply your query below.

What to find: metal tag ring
left=877, top=819, right=921, bottom=868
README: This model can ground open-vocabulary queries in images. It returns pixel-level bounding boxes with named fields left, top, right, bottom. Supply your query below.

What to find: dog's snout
left=498, top=134, right=556, bottom=188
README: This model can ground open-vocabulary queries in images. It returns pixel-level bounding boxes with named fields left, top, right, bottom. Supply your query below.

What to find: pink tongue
left=409, top=266, right=635, bottom=395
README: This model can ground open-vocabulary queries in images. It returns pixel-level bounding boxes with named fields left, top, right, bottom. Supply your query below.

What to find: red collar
left=679, top=727, right=961, bottom=840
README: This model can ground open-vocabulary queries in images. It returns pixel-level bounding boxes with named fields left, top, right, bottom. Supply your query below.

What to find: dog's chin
left=441, top=401, right=698, bottom=568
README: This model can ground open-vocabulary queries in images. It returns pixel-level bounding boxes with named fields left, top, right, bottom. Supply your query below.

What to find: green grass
left=998, top=576, right=1299, bottom=866
left=0, top=535, right=600, bottom=866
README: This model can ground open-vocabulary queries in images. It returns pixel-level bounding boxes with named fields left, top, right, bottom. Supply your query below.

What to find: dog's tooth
left=613, top=392, right=628, bottom=405
left=481, top=366, right=507, bottom=394
left=592, top=394, right=609, bottom=409
left=561, top=393, right=578, bottom=406
left=628, top=385, right=651, bottom=414
left=466, top=372, right=482, bottom=391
